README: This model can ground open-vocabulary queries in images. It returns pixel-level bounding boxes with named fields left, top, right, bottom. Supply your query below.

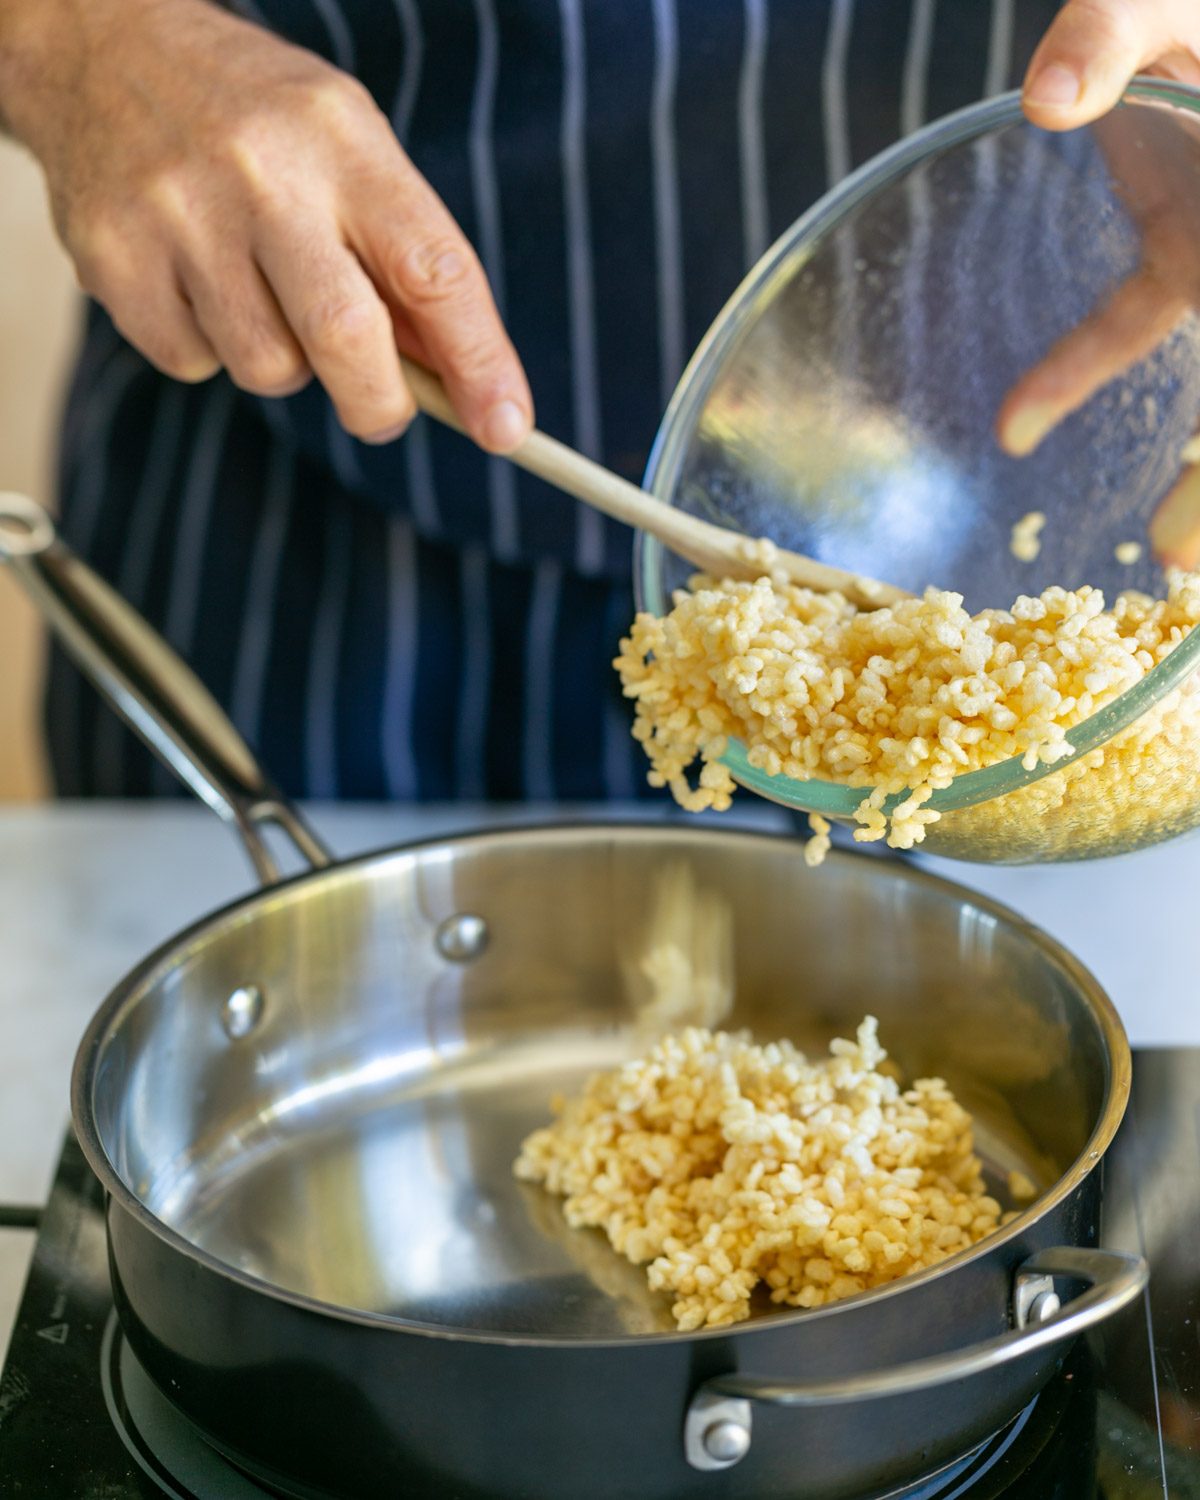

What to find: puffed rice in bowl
left=615, top=568, right=1200, bottom=864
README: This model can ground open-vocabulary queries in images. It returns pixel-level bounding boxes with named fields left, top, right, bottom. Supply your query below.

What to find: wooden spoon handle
left=400, top=356, right=692, bottom=535
left=400, top=357, right=786, bottom=574
left=397, top=356, right=909, bottom=609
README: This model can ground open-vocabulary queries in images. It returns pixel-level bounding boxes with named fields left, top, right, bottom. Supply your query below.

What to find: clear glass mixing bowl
left=637, top=80, right=1200, bottom=863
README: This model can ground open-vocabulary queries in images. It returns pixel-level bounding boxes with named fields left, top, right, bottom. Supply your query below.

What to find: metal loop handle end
left=0, top=493, right=56, bottom=560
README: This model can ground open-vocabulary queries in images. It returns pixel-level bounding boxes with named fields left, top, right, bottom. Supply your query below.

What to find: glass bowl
left=637, top=80, right=1200, bottom=863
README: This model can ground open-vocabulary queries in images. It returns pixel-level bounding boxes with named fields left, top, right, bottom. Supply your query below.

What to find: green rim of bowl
left=637, top=78, right=1200, bottom=819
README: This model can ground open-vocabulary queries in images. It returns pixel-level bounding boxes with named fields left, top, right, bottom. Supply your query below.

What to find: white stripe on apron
left=381, top=514, right=420, bottom=799
left=308, top=0, right=356, bottom=73
left=523, top=559, right=561, bottom=799
left=558, top=0, right=606, bottom=577
left=456, top=543, right=491, bottom=799
left=469, top=0, right=520, bottom=561
left=899, top=0, right=936, bottom=421
left=602, top=583, right=638, bottom=801
left=650, top=0, right=685, bottom=410
left=738, top=0, right=770, bottom=269
left=306, top=501, right=354, bottom=798
left=822, top=0, right=858, bottom=380
left=391, top=0, right=425, bottom=140
left=821, top=0, right=855, bottom=188
left=230, top=443, right=297, bottom=746
left=326, top=399, right=367, bottom=491
left=986, top=0, right=1016, bottom=97
left=404, top=416, right=442, bottom=534
left=901, top=0, right=936, bottom=138
left=162, top=383, right=237, bottom=658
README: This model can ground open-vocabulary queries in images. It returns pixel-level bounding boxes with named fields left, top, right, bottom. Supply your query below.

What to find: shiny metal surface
left=1017, top=1282, right=1061, bottom=1326
left=73, top=825, right=1128, bottom=1342
left=689, top=1247, right=1145, bottom=1438
left=220, top=985, right=265, bottom=1042
left=79, top=825, right=1129, bottom=1497
left=434, top=911, right=490, bottom=962
left=0, top=493, right=331, bottom=884
left=641, top=82, right=1200, bottom=861
left=686, top=1397, right=754, bottom=1471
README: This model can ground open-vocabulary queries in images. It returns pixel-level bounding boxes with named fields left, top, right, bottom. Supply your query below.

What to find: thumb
left=1022, top=0, right=1167, bottom=130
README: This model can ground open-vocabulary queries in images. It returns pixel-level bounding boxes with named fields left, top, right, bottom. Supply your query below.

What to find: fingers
left=75, top=243, right=220, bottom=384
left=253, top=226, right=415, bottom=442
left=1150, top=464, right=1200, bottom=569
left=997, top=265, right=1188, bottom=456
left=358, top=178, right=533, bottom=453
left=116, top=283, right=221, bottom=385
left=180, top=251, right=312, bottom=400
left=1022, top=0, right=1183, bottom=129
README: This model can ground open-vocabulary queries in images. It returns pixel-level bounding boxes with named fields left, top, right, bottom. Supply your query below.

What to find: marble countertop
left=2, top=800, right=1197, bottom=1350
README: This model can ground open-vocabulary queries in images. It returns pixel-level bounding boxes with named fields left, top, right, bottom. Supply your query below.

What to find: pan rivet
left=1027, top=1289, right=1061, bottom=1324
left=222, top=985, right=265, bottom=1040
left=702, top=1419, right=751, bottom=1465
left=435, top=914, right=489, bottom=962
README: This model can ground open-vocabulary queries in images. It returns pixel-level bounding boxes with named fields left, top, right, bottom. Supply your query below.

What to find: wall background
left=0, top=138, right=81, bottom=801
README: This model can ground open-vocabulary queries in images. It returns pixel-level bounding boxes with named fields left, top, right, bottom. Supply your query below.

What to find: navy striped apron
left=47, top=0, right=1059, bottom=802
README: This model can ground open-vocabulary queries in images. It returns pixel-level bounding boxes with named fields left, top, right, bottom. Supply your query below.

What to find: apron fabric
left=47, top=0, right=1059, bottom=801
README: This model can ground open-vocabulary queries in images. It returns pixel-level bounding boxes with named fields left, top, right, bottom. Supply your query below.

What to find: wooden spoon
left=399, top=358, right=911, bottom=611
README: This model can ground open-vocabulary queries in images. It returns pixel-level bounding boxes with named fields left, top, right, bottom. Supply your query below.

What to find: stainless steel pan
left=0, top=493, right=1145, bottom=1500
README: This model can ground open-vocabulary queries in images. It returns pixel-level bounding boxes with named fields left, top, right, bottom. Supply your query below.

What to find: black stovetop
left=2, top=1050, right=1199, bottom=1499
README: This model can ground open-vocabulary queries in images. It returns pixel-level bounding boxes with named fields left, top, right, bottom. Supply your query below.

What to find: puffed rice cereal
left=515, top=1019, right=1003, bottom=1330
left=614, top=570, right=1200, bottom=857
left=1009, top=511, right=1046, bottom=562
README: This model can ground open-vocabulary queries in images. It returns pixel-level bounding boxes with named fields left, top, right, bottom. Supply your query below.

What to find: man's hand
left=998, top=0, right=1200, bottom=458
left=0, top=0, right=533, bottom=449
left=1022, top=0, right=1200, bottom=129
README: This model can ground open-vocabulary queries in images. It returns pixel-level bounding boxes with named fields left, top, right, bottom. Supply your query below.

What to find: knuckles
left=226, top=73, right=378, bottom=174
left=296, top=294, right=383, bottom=354
left=1059, top=0, right=1140, bottom=48
left=302, top=73, right=378, bottom=133
left=64, top=213, right=127, bottom=298
left=141, top=170, right=196, bottom=232
left=389, top=237, right=481, bottom=306
left=56, top=56, right=444, bottom=426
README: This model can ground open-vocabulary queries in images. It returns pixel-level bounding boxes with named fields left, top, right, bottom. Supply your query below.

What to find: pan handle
left=0, top=492, right=331, bottom=885
left=684, top=1246, right=1147, bottom=1471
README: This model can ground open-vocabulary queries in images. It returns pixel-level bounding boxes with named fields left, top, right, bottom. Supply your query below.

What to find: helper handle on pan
left=685, top=1246, right=1147, bottom=1471
left=0, top=492, right=332, bottom=886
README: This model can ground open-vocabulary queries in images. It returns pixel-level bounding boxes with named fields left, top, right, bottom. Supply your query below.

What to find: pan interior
left=85, top=828, right=1119, bottom=1340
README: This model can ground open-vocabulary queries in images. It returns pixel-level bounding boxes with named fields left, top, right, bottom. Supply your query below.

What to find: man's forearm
left=0, top=0, right=60, bottom=139
left=0, top=0, right=238, bottom=144
left=0, top=0, right=118, bottom=145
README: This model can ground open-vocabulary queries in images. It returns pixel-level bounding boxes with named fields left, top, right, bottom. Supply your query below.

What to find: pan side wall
left=108, top=1174, right=1097, bottom=1500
